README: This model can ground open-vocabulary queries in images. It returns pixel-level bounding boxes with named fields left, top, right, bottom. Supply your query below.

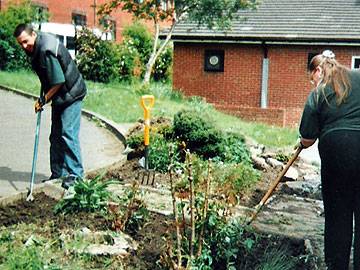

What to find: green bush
left=173, top=110, right=224, bottom=159
left=0, top=0, right=46, bottom=71
left=118, top=39, right=142, bottom=81
left=212, top=162, right=261, bottom=204
left=153, top=43, right=173, bottom=82
left=126, top=132, right=144, bottom=149
left=221, top=133, right=251, bottom=164
left=149, top=134, right=179, bottom=172
left=122, top=22, right=152, bottom=68
left=121, top=22, right=173, bottom=82
left=76, top=28, right=120, bottom=83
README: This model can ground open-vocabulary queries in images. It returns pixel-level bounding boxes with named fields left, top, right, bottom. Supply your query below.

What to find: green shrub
left=122, top=22, right=152, bottom=68
left=122, top=22, right=173, bottom=82
left=126, top=132, right=144, bottom=149
left=76, top=28, right=120, bottom=83
left=212, top=162, right=261, bottom=204
left=173, top=110, right=224, bottom=159
left=117, top=40, right=141, bottom=81
left=153, top=43, right=173, bottom=82
left=0, top=0, right=45, bottom=71
left=221, top=133, right=251, bottom=164
left=149, top=134, right=179, bottom=172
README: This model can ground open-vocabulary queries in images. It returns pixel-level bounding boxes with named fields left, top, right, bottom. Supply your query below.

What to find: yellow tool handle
left=140, top=95, right=155, bottom=146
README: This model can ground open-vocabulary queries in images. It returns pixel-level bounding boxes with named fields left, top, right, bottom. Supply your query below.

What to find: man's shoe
left=61, top=175, right=77, bottom=190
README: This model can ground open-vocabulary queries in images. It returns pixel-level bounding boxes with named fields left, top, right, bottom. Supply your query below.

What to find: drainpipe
left=261, top=42, right=269, bottom=108
left=93, top=0, right=96, bottom=26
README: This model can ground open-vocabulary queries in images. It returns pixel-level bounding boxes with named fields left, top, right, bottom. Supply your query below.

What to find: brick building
left=170, top=0, right=360, bottom=127
left=0, top=0, right=139, bottom=41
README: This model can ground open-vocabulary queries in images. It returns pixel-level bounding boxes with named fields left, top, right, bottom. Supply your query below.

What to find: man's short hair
left=13, top=23, right=34, bottom=38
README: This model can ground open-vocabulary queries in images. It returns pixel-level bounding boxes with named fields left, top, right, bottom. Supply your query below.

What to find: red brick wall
left=173, top=42, right=360, bottom=127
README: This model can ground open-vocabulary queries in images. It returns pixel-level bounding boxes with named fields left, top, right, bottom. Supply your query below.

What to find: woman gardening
left=299, top=50, right=360, bottom=270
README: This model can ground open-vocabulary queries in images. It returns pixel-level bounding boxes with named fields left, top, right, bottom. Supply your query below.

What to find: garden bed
left=0, top=166, right=319, bottom=270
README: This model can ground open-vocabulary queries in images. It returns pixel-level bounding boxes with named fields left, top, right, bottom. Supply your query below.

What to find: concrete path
left=0, top=88, right=127, bottom=198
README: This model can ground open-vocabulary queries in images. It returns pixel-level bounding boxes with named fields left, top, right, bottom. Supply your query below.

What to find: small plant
left=126, top=132, right=144, bottom=149
left=2, top=246, right=46, bottom=270
left=108, top=182, right=149, bottom=234
left=255, top=246, right=296, bottom=270
left=221, top=133, right=252, bottom=164
left=212, top=162, right=261, bottom=205
left=54, top=177, right=116, bottom=214
left=149, top=135, right=180, bottom=172
left=275, top=152, right=290, bottom=163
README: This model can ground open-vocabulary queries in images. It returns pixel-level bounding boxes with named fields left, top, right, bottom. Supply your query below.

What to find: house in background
left=170, top=0, right=360, bottom=127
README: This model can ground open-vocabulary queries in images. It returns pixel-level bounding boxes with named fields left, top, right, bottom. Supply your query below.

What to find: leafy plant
left=76, top=28, right=121, bottom=83
left=149, top=135, right=180, bottom=172
left=275, top=152, right=290, bottom=163
left=2, top=246, right=45, bottom=270
left=54, top=177, right=115, bottom=214
left=212, top=162, right=261, bottom=205
left=122, top=21, right=152, bottom=70
left=221, top=133, right=251, bottom=164
left=108, top=182, right=149, bottom=234
left=118, top=39, right=142, bottom=81
left=126, top=132, right=144, bottom=149
left=153, top=43, right=173, bottom=82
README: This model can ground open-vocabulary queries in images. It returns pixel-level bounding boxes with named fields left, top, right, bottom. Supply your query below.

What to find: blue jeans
left=50, top=100, right=84, bottom=179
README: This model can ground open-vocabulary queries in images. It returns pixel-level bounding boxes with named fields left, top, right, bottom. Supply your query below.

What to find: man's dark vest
left=31, top=32, right=86, bottom=107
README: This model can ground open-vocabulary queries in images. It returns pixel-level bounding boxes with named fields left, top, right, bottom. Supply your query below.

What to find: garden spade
left=246, top=146, right=303, bottom=225
left=26, top=111, right=42, bottom=202
left=139, top=95, right=155, bottom=185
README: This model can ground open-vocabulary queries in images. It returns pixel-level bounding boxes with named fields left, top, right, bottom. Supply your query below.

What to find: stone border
left=0, top=84, right=126, bottom=145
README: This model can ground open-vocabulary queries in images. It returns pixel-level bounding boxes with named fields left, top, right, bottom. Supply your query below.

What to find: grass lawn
left=0, top=69, right=298, bottom=148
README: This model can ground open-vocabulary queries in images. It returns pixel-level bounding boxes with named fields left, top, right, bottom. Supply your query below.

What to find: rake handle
left=27, top=111, right=42, bottom=201
left=247, top=146, right=303, bottom=225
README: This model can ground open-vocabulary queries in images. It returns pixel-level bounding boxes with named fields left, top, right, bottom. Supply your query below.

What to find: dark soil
left=0, top=193, right=110, bottom=231
left=0, top=191, right=313, bottom=269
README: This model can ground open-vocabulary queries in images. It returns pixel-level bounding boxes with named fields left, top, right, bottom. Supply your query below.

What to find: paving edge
left=0, top=84, right=127, bottom=145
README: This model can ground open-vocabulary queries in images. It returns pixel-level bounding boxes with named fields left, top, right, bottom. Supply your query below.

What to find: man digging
left=14, top=23, right=87, bottom=189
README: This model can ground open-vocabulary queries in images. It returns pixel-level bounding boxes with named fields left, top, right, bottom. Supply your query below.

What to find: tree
left=0, top=0, right=48, bottom=70
left=98, top=0, right=258, bottom=85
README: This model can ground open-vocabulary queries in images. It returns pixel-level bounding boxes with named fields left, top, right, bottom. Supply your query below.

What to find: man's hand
left=34, top=96, right=45, bottom=113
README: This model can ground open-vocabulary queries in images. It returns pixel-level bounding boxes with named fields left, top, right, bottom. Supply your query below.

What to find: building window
left=307, top=52, right=319, bottom=70
left=352, top=56, right=360, bottom=69
left=72, top=13, right=86, bottom=26
left=204, top=50, right=224, bottom=72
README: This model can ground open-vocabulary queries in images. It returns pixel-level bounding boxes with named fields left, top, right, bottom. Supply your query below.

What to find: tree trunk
left=142, top=18, right=177, bottom=85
